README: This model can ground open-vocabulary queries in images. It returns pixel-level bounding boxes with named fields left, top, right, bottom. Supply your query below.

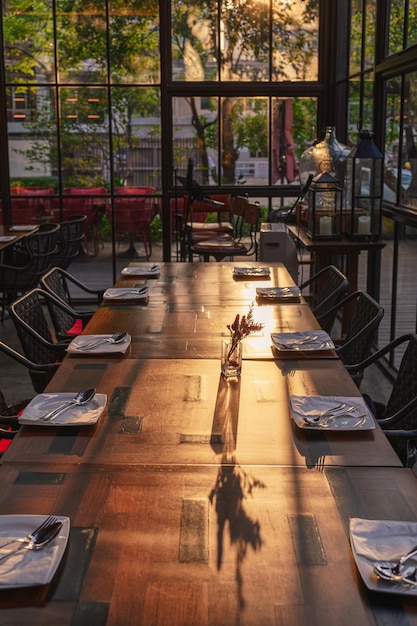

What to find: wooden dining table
left=0, top=261, right=416, bottom=626
left=0, top=225, right=38, bottom=252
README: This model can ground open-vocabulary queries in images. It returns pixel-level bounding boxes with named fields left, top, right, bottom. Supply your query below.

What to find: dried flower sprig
left=226, top=304, right=264, bottom=360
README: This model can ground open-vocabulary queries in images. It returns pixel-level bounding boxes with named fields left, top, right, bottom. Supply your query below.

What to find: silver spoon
left=41, top=388, right=96, bottom=422
left=0, top=520, right=62, bottom=562
left=374, top=544, right=417, bottom=581
left=78, top=332, right=127, bottom=351
left=0, top=515, right=57, bottom=551
left=305, top=404, right=356, bottom=424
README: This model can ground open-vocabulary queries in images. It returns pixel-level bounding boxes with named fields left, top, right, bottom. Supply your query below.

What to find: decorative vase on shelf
left=299, top=126, right=350, bottom=189
left=221, top=340, right=243, bottom=378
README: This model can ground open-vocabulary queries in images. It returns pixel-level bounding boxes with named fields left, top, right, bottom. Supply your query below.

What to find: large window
left=1, top=0, right=324, bottom=262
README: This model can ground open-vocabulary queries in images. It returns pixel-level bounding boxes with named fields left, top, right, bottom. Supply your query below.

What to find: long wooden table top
left=4, top=358, right=401, bottom=468
left=1, top=463, right=417, bottom=624
left=0, top=260, right=413, bottom=623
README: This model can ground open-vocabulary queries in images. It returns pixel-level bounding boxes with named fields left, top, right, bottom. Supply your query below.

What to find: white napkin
left=67, top=333, right=131, bottom=354
left=289, top=394, right=374, bottom=430
left=9, top=225, right=37, bottom=232
left=350, top=518, right=417, bottom=564
left=103, top=287, right=149, bottom=300
left=18, top=393, right=107, bottom=426
left=256, top=286, right=301, bottom=299
left=271, top=330, right=334, bottom=351
left=121, top=265, right=160, bottom=276
left=233, top=266, right=270, bottom=276
left=0, top=516, right=69, bottom=587
left=0, top=236, right=16, bottom=243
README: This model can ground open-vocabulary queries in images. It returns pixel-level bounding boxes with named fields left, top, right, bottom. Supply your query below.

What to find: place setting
left=67, top=331, right=131, bottom=355
left=271, top=330, right=335, bottom=357
left=232, top=266, right=271, bottom=278
left=103, top=286, right=150, bottom=302
left=350, top=518, right=417, bottom=595
left=256, top=285, right=301, bottom=302
left=0, top=514, right=70, bottom=588
left=18, top=388, right=107, bottom=426
left=120, top=263, right=161, bottom=278
left=289, top=394, right=375, bottom=430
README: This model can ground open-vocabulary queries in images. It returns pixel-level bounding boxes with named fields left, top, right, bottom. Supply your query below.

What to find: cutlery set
left=374, top=544, right=417, bottom=587
left=0, top=516, right=62, bottom=562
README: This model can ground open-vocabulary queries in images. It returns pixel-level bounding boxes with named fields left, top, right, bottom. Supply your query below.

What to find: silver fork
left=0, top=515, right=57, bottom=551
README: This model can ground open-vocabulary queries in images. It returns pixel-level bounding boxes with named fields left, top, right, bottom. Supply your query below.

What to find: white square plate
left=103, top=287, right=149, bottom=301
left=350, top=518, right=417, bottom=595
left=290, top=394, right=375, bottom=430
left=233, top=266, right=270, bottom=277
left=9, top=225, right=37, bottom=232
left=271, top=330, right=334, bottom=351
left=67, top=333, right=131, bottom=354
left=18, top=392, right=107, bottom=426
left=121, top=264, right=160, bottom=277
left=0, top=515, right=70, bottom=588
left=256, top=286, right=301, bottom=301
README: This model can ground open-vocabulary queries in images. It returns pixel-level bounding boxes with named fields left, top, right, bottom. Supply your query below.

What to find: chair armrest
left=58, top=268, right=105, bottom=302
left=377, top=396, right=417, bottom=428
left=345, top=333, right=415, bottom=375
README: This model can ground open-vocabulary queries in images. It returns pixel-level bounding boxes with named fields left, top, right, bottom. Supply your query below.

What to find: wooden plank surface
left=0, top=464, right=416, bottom=625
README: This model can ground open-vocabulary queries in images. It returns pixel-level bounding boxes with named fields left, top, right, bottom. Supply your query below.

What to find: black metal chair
left=0, top=223, right=60, bottom=321
left=299, top=265, right=348, bottom=333
left=54, top=215, right=87, bottom=269
left=322, top=290, right=384, bottom=386
left=10, top=288, right=69, bottom=390
left=0, top=339, right=60, bottom=394
left=40, top=267, right=104, bottom=339
left=0, top=388, right=32, bottom=456
left=346, top=333, right=417, bottom=467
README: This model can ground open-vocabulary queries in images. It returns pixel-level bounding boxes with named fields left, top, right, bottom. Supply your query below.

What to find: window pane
left=272, top=97, right=317, bottom=185
left=407, top=0, right=417, bottom=48
left=363, top=72, right=375, bottom=128
left=8, top=86, right=57, bottom=184
left=109, top=0, right=160, bottom=84
left=389, top=0, right=406, bottom=56
left=3, top=0, right=55, bottom=83
left=220, top=1, right=270, bottom=81
left=272, top=0, right=318, bottom=81
left=171, top=1, right=218, bottom=81
left=112, top=87, right=161, bottom=188
left=56, top=1, right=107, bottom=84
left=172, top=96, right=219, bottom=186
left=364, top=0, right=376, bottom=69
left=384, top=78, right=402, bottom=203
left=221, top=97, right=268, bottom=184
left=401, top=71, right=417, bottom=209
left=348, top=79, right=361, bottom=143
left=349, top=0, right=362, bottom=76
left=59, top=87, right=109, bottom=187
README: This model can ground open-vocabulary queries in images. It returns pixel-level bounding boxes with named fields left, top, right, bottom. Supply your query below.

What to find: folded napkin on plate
left=0, top=516, right=69, bottom=587
left=257, top=286, right=301, bottom=299
left=350, top=518, right=417, bottom=564
left=290, top=394, right=369, bottom=420
left=103, top=287, right=149, bottom=300
left=0, top=541, right=61, bottom=586
left=271, top=330, right=334, bottom=350
left=18, top=393, right=107, bottom=426
left=121, top=265, right=160, bottom=276
left=233, top=266, right=270, bottom=276
left=67, top=333, right=131, bottom=354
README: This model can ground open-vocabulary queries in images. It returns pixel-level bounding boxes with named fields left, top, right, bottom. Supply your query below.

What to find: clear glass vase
left=299, top=126, right=350, bottom=189
left=221, top=340, right=242, bottom=378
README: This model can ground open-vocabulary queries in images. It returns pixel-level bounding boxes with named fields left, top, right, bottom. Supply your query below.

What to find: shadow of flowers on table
left=209, top=438, right=266, bottom=608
